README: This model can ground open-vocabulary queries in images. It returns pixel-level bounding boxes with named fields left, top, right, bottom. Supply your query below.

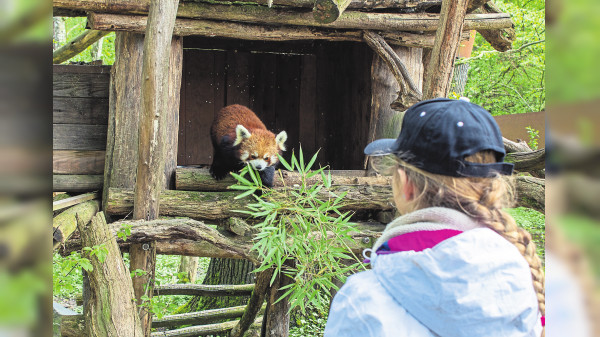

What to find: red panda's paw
left=209, top=165, right=230, bottom=181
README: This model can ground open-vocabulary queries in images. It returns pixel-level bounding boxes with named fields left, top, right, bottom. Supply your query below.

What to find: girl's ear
left=234, top=125, right=251, bottom=146
left=275, top=131, right=287, bottom=151
left=397, top=168, right=416, bottom=201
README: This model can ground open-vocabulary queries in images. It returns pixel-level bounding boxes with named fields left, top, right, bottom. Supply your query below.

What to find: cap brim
left=364, top=139, right=397, bottom=156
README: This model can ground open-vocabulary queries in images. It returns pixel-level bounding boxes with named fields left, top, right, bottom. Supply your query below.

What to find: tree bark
left=149, top=320, right=238, bottom=337
left=153, top=304, right=262, bottom=328
left=313, top=0, right=352, bottom=24
left=506, top=148, right=545, bottom=172
left=56, top=0, right=514, bottom=32
left=53, top=16, right=66, bottom=50
left=515, top=176, right=544, bottom=213
left=423, top=0, right=470, bottom=99
left=130, top=242, right=157, bottom=337
left=503, top=137, right=532, bottom=153
left=155, top=283, right=255, bottom=296
left=88, top=12, right=449, bottom=48
left=53, top=29, right=110, bottom=64
left=262, top=263, right=293, bottom=337
left=77, top=212, right=143, bottom=337
left=53, top=174, right=103, bottom=193
left=473, top=2, right=515, bottom=52
left=53, top=200, right=100, bottom=249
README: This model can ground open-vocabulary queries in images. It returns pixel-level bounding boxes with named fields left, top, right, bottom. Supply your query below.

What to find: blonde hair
left=392, top=151, right=545, bottom=324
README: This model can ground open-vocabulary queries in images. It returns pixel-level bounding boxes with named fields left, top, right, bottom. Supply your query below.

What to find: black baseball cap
left=364, top=98, right=514, bottom=177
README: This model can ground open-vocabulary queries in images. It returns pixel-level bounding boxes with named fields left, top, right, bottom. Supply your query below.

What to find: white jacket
left=324, top=207, right=542, bottom=337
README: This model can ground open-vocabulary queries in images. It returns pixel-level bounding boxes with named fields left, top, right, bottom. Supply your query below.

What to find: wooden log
left=363, top=30, right=422, bottom=109
left=53, top=150, right=105, bottom=175
left=155, top=284, right=255, bottom=297
left=473, top=2, right=515, bottom=52
left=506, top=148, right=545, bottom=172
left=53, top=192, right=99, bottom=211
left=88, top=12, right=446, bottom=48
left=108, top=185, right=395, bottom=219
left=60, top=218, right=383, bottom=259
left=53, top=97, right=109, bottom=125
left=423, top=0, right=470, bottom=99
left=503, top=137, right=532, bottom=153
left=262, top=262, right=292, bottom=337
left=53, top=174, right=103, bottom=193
left=515, top=176, right=544, bottom=213
left=230, top=269, right=273, bottom=337
left=313, top=0, right=352, bottom=24
left=56, top=0, right=513, bottom=32
left=175, top=167, right=391, bottom=191
left=153, top=305, right=259, bottom=328
left=177, top=255, right=199, bottom=283
left=130, top=242, right=157, bottom=337
left=55, top=0, right=441, bottom=13
left=78, top=212, right=143, bottom=336
left=466, top=0, right=489, bottom=13
left=53, top=29, right=111, bottom=64
left=53, top=124, right=107, bottom=151
left=150, top=320, right=238, bottom=337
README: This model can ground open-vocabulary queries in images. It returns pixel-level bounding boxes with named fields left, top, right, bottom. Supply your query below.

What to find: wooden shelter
left=52, top=0, right=546, bottom=336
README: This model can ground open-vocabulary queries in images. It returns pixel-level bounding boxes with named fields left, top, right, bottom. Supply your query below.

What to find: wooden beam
left=506, top=148, right=545, bottom=172
left=78, top=212, right=143, bottom=336
left=53, top=150, right=105, bottom=175
left=313, top=0, right=352, bottom=24
left=56, top=0, right=513, bottom=32
left=53, top=29, right=110, bottom=64
left=423, top=0, right=470, bottom=99
left=88, top=12, right=446, bottom=48
left=175, top=167, right=391, bottom=191
left=149, top=320, right=238, bottom=337
left=473, top=2, right=515, bottom=52
left=53, top=191, right=99, bottom=211
left=152, top=305, right=259, bottom=329
left=53, top=174, right=103, bottom=192
left=53, top=124, right=107, bottom=151
left=154, top=284, right=255, bottom=297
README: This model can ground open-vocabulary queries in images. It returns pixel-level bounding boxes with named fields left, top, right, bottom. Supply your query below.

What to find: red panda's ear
left=233, top=125, right=251, bottom=146
left=276, top=131, right=287, bottom=151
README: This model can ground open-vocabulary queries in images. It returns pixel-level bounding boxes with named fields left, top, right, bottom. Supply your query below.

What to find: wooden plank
left=53, top=192, right=99, bottom=211
left=184, top=36, right=316, bottom=55
left=53, top=96, right=109, bottom=125
left=53, top=124, right=108, bottom=150
left=249, top=52, right=278, bottom=131
left=53, top=174, right=103, bottom=192
left=275, top=53, right=301, bottom=163
left=165, top=36, right=183, bottom=189
left=225, top=50, right=252, bottom=106
left=53, top=150, right=105, bottom=174
left=53, top=64, right=111, bottom=74
left=184, top=49, right=215, bottom=165
left=154, top=284, right=254, bottom=297
left=298, top=55, right=317, bottom=158
left=177, top=44, right=188, bottom=166
left=53, top=72, right=110, bottom=98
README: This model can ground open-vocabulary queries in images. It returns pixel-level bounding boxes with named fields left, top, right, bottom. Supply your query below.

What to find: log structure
left=53, top=199, right=99, bottom=249
left=53, top=29, right=110, bottom=64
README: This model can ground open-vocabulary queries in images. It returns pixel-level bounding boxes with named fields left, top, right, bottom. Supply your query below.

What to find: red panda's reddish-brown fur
left=210, top=104, right=287, bottom=186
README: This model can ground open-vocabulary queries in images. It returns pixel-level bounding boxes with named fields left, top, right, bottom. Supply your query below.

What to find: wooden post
left=262, top=271, right=293, bottom=337
left=422, top=0, right=470, bottom=99
left=131, top=1, right=179, bottom=336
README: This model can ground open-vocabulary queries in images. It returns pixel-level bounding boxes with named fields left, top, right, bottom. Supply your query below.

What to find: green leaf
left=278, top=154, right=293, bottom=171
left=234, top=188, right=257, bottom=200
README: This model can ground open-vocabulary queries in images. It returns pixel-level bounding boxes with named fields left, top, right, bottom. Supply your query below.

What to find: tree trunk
left=231, top=269, right=274, bottom=337
left=178, top=256, right=200, bottom=283
left=130, top=242, right=157, bottom=337
left=53, top=16, right=66, bottom=50
left=262, top=263, right=293, bottom=337
left=423, top=0, right=470, bottom=99
left=78, top=212, right=143, bottom=336
left=515, top=176, right=544, bottom=213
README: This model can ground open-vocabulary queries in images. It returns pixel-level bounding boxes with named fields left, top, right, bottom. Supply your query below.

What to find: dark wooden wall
left=178, top=38, right=373, bottom=170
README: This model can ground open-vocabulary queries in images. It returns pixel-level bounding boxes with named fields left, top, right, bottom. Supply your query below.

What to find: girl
left=324, top=98, right=544, bottom=336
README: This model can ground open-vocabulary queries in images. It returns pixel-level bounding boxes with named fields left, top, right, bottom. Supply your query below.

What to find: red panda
left=210, top=104, right=287, bottom=187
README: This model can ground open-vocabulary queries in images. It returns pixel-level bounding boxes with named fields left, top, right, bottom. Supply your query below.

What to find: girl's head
left=365, top=98, right=544, bottom=320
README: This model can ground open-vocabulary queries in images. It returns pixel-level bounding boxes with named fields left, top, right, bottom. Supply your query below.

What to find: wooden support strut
left=53, top=29, right=110, bottom=64
left=363, top=30, right=422, bottom=109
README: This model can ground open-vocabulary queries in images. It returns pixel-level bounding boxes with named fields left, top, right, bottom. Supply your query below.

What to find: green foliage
left=117, top=223, right=133, bottom=242
left=461, top=0, right=545, bottom=115
left=53, top=252, right=88, bottom=298
left=556, top=214, right=600, bottom=277
left=505, top=207, right=545, bottom=263
left=289, top=303, right=329, bottom=337
left=231, top=148, right=364, bottom=314
left=526, top=126, right=540, bottom=150
left=56, top=17, right=116, bottom=65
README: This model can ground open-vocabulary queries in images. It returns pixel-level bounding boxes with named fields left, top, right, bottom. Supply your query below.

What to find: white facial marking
left=249, top=159, right=269, bottom=171
left=271, top=155, right=277, bottom=164
left=240, top=151, right=249, bottom=161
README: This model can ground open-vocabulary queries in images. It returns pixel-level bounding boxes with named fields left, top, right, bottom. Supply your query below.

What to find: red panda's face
left=235, top=126, right=287, bottom=171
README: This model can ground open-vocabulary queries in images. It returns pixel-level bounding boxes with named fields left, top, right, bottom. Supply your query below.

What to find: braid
left=398, top=151, right=546, bottom=321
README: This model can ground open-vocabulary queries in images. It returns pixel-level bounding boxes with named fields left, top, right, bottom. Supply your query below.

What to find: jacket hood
left=371, top=208, right=540, bottom=337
